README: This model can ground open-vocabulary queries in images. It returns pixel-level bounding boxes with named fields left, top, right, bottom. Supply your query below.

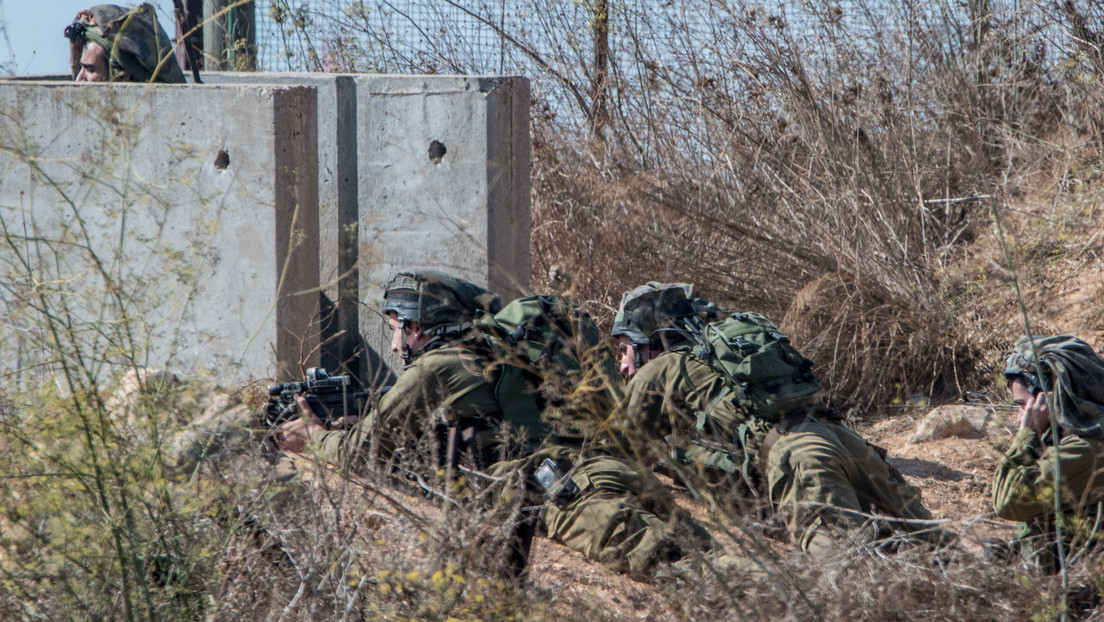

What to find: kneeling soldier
left=994, top=335, right=1104, bottom=573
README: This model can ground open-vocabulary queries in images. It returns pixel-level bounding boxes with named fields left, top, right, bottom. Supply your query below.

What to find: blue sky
left=2, top=0, right=177, bottom=76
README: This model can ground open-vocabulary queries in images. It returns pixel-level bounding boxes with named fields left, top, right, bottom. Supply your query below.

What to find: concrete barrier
left=0, top=74, right=530, bottom=386
left=0, top=82, right=319, bottom=383
left=190, top=73, right=531, bottom=384
left=354, top=75, right=531, bottom=381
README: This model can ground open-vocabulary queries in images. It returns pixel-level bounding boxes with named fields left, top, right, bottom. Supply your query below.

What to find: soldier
left=64, top=4, right=185, bottom=83
left=613, top=282, right=946, bottom=556
left=993, top=335, right=1104, bottom=573
left=276, top=271, right=726, bottom=579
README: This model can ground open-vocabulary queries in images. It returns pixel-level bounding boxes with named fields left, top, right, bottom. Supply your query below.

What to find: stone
left=908, top=405, right=993, bottom=443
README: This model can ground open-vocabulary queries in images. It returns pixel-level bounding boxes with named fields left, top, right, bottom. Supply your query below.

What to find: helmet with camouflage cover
left=64, top=4, right=185, bottom=83
left=383, top=271, right=502, bottom=338
left=1003, top=335, right=1104, bottom=438
left=612, top=282, right=705, bottom=346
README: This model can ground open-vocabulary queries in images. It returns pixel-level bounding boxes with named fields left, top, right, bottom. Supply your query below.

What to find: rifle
left=263, top=367, right=381, bottom=428
left=960, top=392, right=1017, bottom=410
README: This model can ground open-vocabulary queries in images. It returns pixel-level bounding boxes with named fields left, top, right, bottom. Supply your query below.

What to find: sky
left=1, top=0, right=177, bottom=76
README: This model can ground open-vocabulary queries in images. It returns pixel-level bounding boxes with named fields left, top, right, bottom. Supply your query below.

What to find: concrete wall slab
left=0, top=82, right=319, bottom=384
left=0, top=73, right=529, bottom=387
left=191, top=73, right=530, bottom=383
left=356, top=75, right=531, bottom=376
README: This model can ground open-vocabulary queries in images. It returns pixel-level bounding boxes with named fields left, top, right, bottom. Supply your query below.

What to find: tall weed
left=283, top=0, right=1103, bottom=409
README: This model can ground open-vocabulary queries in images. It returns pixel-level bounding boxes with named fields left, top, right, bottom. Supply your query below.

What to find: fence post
left=203, top=0, right=256, bottom=70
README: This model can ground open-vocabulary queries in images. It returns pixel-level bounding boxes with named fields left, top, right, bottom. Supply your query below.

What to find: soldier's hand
left=275, top=394, right=325, bottom=452
left=1018, top=391, right=1051, bottom=435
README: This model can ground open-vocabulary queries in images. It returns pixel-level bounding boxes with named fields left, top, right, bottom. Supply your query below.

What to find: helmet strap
left=398, top=318, right=414, bottom=366
left=632, top=343, right=646, bottom=370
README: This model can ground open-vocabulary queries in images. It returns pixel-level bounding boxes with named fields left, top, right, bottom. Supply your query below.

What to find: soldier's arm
left=677, top=355, right=745, bottom=442
left=310, top=363, right=439, bottom=468
left=993, top=429, right=1104, bottom=521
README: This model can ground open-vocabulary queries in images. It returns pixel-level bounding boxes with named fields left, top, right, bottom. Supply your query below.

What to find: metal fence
left=247, top=0, right=1077, bottom=129
left=250, top=0, right=1059, bottom=71
left=251, top=0, right=938, bottom=73
left=254, top=0, right=516, bottom=72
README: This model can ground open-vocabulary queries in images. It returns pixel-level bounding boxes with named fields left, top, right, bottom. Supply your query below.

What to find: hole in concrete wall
left=428, top=140, right=446, bottom=164
left=214, top=150, right=230, bottom=170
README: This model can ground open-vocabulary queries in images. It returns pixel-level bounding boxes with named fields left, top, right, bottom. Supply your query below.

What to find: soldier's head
left=383, top=271, right=501, bottom=365
left=1004, top=335, right=1104, bottom=437
left=64, top=4, right=185, bottom=83
left=612, top=282, right=705, bottom=380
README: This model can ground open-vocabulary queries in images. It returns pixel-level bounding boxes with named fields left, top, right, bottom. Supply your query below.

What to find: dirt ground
left=858, top=410, right=1019, bottom=553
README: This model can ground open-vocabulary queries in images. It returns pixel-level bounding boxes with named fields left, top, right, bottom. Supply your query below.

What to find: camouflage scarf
left=1004, top=335, right=1104, bottom=439
left=66, top=4, right=185, bottom=83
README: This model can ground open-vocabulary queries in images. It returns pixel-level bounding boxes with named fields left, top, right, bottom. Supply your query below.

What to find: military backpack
left=694, top=311, right=825, bottom=422
left=475, top=295, right=622, bottom=446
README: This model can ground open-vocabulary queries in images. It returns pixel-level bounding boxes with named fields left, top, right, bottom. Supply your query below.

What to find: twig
left=922, top=194, right=992, bottom=205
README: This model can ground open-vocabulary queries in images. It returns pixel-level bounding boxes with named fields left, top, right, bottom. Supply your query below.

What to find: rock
left=102, top=366, right=270, bottom=474
left=163, top=398, right=255, bottom=475
left=104, top=367, right=183, bottom=431
left=908, top=405, right=993, bottom=443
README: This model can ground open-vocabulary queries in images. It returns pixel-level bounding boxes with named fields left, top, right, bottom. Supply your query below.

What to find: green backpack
left=476, top=295, right=622, bottom=446
left=696, top=312, right=825, bottom=422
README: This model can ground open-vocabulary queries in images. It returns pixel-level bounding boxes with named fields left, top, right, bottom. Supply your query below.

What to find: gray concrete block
left=0, top=82, right=319, bottom=384
left=197, top=73, right=361, bottom=379
left=187, top=73, right=531, bottom=384
left=356, top=75, right=531, bottom=375
left=0, top=73, right=530, bottom=388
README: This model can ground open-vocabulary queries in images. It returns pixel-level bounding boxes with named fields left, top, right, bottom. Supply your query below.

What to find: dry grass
left=520, top=0, right=1104, bottom=412
left=3, top=0, right=1104, bottom=619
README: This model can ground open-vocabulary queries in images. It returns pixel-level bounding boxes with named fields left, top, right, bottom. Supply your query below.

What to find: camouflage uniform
left=624, top=348, right=931, bottom=554
left=766, top=414, right=932, bottom=554
left=993, top=427, right=1104, bottom=571
left=993, top=335, right=1104, bottom=572
left=309, top=272, right=717, bottom=579
left=615, top=282, right=934, bottom=555
left=310, top=345, right=502, bottom=467
left=620, top=350, right=755, bottom=494
left=539, top=452, right=714, bottom=577
left=65, top=4, right=185, bottom=83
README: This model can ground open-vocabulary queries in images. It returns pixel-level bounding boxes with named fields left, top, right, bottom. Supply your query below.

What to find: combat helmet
left=383, top=271, right=502, bottom=362
left=64, top=4, right=185, bottom=83
left=1004, top=335, right=1104, bottom=439
left=612, top=282, right=713, bottom=349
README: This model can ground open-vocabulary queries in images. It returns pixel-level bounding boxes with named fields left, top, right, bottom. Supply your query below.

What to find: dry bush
left=203, top=451, right=668, bottom=621
left=663, top=545, right=1051, bottom=620
left=524, top=0, right=1104, bottom=410
left=782, top=272, right=977, bottom=410
left=281, top=0, right=1104, bottom=408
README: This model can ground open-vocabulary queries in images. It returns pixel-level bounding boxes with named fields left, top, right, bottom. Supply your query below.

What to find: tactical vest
left=694, top=311, right=825, bottom=423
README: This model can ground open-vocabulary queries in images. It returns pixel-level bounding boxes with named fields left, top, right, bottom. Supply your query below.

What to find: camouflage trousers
left=541, top=453, right=716, bottom=578
left=765, top=417, right=933, bottom=556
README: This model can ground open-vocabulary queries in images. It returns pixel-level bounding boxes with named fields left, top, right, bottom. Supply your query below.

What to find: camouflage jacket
left=621, top=349, right=772, bottom=480
left=993, top=427, right=1104, bottom=572
left=310, top=345, right=504, bottom=469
